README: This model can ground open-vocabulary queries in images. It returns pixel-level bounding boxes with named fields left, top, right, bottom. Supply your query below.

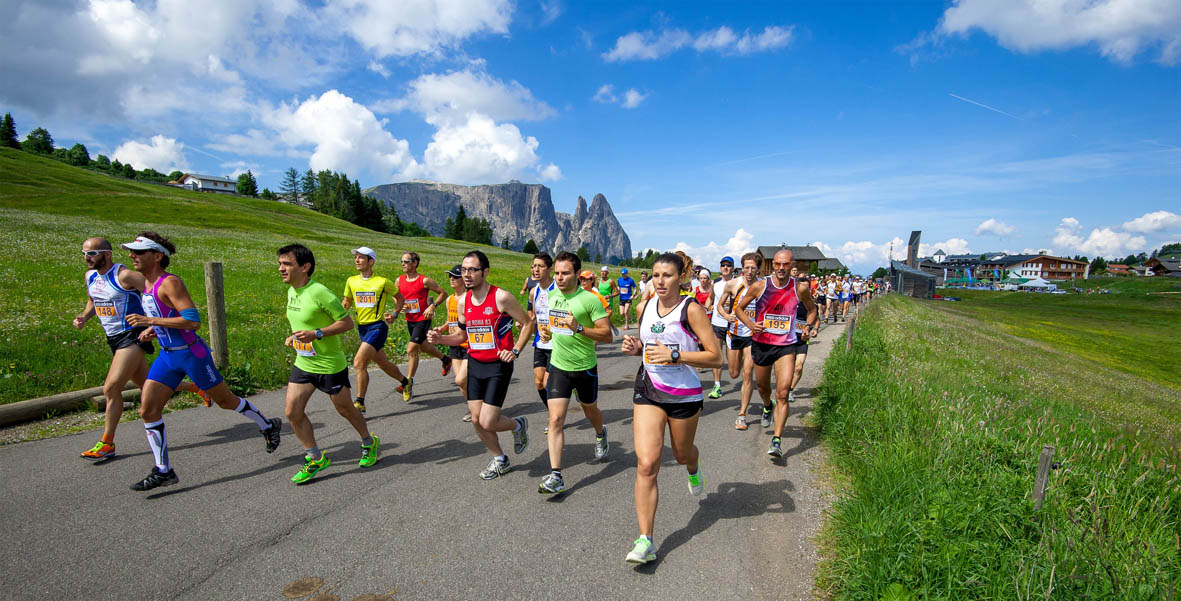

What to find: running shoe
left=760, top=406, right=773, bottom=428
left=594, top=426, right=609, bottom=461
left=707, top=382, right=723, bottom=399
left=735, top=415, right=748, bottom=430
left=687, top=462, right=704, bottom=496
left=130, top=466, right=178, bottom=491
left=197, top=389, right=211, bottom=407
left=81, top=441, right=115, bottom=461
left=787, top=390, right=795, bottom=403
left=512, top=416, right=529, bottom=454
left=625, top=538, right=656, bottom=564
left=358, top=435, right=380, bottom=468
left=353, top=397, right=366, bottom=413
left=539, top=473, right=566, bottom=494
left=462, top=413, right=473, bottom=422
left=441, top=356, right=452, bottom=376
left=767, top=437, right=783, bottom=458
left=479, top=456, right=511, bottom=480
left=401, top=377, right=413, bottom=402
left=263, top=417, right=282, bottom=454
left=292, top=453, right=331, bottom=484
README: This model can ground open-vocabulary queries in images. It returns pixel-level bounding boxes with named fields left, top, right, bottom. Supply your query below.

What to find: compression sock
left=144, top=419, right=169, bottom=472
left=305, top=447, right=321, bottom=461
left=235, top=398, right=270, bottom=430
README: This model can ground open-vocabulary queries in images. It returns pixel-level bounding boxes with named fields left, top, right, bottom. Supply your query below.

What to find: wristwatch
left=575, top=324, right=584, bottom=334
left=512, top=348, right=521, bottom=357
left=670, top=349, right=681, bottom=362
left=314, top=328, right=323, bottom=340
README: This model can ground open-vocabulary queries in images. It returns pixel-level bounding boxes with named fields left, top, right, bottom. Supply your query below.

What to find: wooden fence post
left=845, top=316, right=855, bottom=351
left=204, top=261, right=229, bottom=370
left=1033, top=445, right=1055, bottom=510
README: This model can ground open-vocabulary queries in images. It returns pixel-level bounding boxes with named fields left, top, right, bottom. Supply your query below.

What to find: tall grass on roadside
left=815, top=296, right=1180, bottom=600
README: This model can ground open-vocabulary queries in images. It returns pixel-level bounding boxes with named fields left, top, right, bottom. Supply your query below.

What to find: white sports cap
left=600, top=265, right=609, bottom=271
left=352, top=246, right=376, bottom=261
left=121, top=236, right=170, bottom=256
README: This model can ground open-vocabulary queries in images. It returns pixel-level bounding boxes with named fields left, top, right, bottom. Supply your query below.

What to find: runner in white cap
left=341, top=246, right=408, bottom=413
left=706, top=256, right=735, bottom=399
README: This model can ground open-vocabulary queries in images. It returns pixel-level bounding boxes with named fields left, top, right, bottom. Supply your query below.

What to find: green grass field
left=0, top=148, right=598, bottom=405
left=816, top=294, right=1180, bottom=600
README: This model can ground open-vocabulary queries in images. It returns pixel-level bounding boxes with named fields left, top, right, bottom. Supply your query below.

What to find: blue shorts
left=147, top=340, right=224, bottom=390
left=358, top=321, right=389, bottom=351
left=840, top=293, right=851, bottom=302
left=620, top=296, right=633, bottom=303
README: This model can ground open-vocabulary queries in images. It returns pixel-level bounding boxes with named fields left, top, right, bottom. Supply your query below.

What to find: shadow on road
left=635, top=479, right=798, bottom=572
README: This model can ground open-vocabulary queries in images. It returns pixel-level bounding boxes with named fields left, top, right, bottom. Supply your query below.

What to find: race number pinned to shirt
left=763, top=313, right=793, bottom=335
left=355, top=291, right=377, bottom=308
left=467, top=325, right=495, bottom=350
left=548, top=309, right=573, bottom=336
left=94, top=300, right=117, bottom=317
left=643, top=342, right=681, bottom=371
left=404, top=298, right=421, bottom=314
left=292, top=339, right=317, bottom=357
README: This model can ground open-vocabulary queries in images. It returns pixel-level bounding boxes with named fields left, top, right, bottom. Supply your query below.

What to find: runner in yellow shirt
left=341, top=247, right=408, bottom=413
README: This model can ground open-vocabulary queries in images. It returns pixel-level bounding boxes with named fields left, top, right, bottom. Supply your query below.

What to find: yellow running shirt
left=343, top=275, right=396, bottom=325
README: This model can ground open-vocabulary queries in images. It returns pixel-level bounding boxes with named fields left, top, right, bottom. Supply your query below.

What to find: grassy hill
left=0, top=148, right=544, bottom=405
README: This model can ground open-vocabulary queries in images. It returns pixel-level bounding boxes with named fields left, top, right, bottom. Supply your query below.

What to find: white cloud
left=538, top=0, right=562, bottom=26
left=367, top=60, right=391, bottom=78
left=674, top=228, right=756, bottom=271
left=808, top=236, right=972, bottom=272
left=388, top=69, right=555, bottom=122
left=422, top=113, right=558, bottom=184
left=207, top=128, right=286, bottom=157
left=112, top=135, right=188, bottom=172
left=593, top=84, right=648, bottom=108
left=1122, top=210, right=1181, bottom=233
left=604, top=24, right=793, bottom=62
left=621, top=89, right=649, bottom=109
left=593, top=84, right=617, bottom=104
left=266, top=90, right=421, bottom=183
left=220, top=161, right=262, bottom=179
left=1053, top=217, right=1147, bottom=258
left=937, top=0, right=1181, bottom=64
left=327, top=0, right=512, bottom=58
left=974, top=217, right=1017, bottom=237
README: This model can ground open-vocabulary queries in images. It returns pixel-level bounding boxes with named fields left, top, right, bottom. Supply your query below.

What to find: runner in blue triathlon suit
left=121, top=232, right=281, bottom=491
left=617, top=268, right=637, bottom=330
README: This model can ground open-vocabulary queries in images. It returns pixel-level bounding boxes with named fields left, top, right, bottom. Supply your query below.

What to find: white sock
left=235, top=398, right=270, bottom=430
left=144, top=419, right=169, bottom=472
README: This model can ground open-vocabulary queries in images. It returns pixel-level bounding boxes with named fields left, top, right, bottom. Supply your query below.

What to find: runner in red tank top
left=428, top=250, right=535, bottom=480
left=392, top=251, right=451, bottom=401
left=734, top=249, right=818, bottom=459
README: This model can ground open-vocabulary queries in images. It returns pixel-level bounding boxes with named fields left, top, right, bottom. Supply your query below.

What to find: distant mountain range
left=362, top=181, right=633, bottom=263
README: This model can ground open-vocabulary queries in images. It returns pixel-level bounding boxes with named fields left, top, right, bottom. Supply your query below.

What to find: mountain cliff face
left=363, top=181, right=633, bottom=263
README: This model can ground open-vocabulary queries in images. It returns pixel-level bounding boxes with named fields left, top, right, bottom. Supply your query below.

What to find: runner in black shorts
left=786, top=266, right=815, bottom=403
left=428, top=250, right=534, bottom=480
left=438, top=265, right=471, bottom=421
left=526, top=253, right=556, bottom=408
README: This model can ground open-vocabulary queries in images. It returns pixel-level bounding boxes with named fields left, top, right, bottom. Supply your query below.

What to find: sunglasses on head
left=81, top=250, right=112, bottom=257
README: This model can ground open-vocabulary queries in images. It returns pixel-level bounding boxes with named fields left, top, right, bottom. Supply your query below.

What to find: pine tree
left=577, top=246, right=590, bottom=261
left=300, top=169, right=316, bottom=201
left=522, top=239, right=539, bottom=254
left=280, top=167, right=300, bottom=202
left=236, top=170, right=259, bottom=196
left=502, top=237, right=510, bottom=250
left=67, top=143, right=90, bottom=166
left=0, top=113, right=19, bottom=149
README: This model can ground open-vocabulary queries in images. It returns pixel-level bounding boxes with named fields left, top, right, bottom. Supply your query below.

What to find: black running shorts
left=406, top=319, right=431, bottom=344
left=532, top=347, right=552, bottom=370
left=751, top=340, right=796, bottom=367
left=728, top=335, right=752, bottom=351
left=467, top=358, right=513, bottom=408
left=632, top=395, right=702, bottom=420
left=546, top=365, right=598, bottom=404
left=289, top=365, right=351, bottom=395
left=107, top=327, right=154, bottom=355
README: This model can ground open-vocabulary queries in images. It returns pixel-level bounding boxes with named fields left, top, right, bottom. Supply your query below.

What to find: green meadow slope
left=0, top=148, right=542, bottom=405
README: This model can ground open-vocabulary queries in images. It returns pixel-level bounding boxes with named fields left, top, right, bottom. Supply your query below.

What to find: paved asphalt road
left=0, top=320, right=845, bottom=601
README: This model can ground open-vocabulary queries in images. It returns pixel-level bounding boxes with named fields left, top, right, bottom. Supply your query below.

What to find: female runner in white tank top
left=619, top=252, right=722, bottom=565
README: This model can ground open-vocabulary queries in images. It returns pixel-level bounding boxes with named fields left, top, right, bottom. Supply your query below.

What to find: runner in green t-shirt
left=279, top=244, right=379, bottom=485
left=536, top=251, right=613, bottom=495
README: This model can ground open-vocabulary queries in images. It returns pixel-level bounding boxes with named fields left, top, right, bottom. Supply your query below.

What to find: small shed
left=890, top=260, right=935, bottom=299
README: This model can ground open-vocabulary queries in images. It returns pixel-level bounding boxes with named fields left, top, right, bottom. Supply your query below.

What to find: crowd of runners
left=73, top=233, right=879, bottom=565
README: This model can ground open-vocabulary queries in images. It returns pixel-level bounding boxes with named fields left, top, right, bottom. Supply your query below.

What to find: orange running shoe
left=81, top=441, right=116, bottom=461
left=197, top=389, right=211, bottom=407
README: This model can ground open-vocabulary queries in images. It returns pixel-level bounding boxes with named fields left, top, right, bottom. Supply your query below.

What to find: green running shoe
left=292, top=453, right=331, bottom=485
left=358, top=435, right=380, bottom=468
left=625, top=537, right=656, bottom=564
left=687, top=461, right=704, bottom=496
left=707, top=382, right=722, bottom=399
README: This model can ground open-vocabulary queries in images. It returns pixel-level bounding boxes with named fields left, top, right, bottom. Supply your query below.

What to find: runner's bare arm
left=577, top=315, right=613, bottom=343
left=126, top=277, right=198, bottom=330
left=495, top=288, right=534, bottom=361
left=427, top=295, right=466, bottom=346
left=117, top=266, right=147, bottom=293
left=422, top=277, right=447, bottom=320
left=798, top=281, right=820, bottom=334
left=734, top=279, right=766, bottom=333
left=715, top=280, right=738, bottom=322
left=73, top=297, right=96, bottom=329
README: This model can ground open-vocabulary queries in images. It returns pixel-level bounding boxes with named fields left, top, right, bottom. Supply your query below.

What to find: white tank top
left=531, top=281, right=555, bottom=350
left=85, top=264, right=143, bottom=336
left=637, top=297, right=703, bottom=402
left=709, top=278, right=731, bottom=328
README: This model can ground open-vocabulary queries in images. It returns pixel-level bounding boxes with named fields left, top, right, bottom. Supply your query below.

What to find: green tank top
left=598, top=279, right=612, bottom=298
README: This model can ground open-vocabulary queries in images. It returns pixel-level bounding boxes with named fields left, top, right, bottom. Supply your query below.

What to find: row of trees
left=275, top=167, right=431, bottom=237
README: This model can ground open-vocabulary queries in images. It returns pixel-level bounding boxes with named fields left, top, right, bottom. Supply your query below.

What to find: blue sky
left=3, top=0, right=1178, bottom=273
